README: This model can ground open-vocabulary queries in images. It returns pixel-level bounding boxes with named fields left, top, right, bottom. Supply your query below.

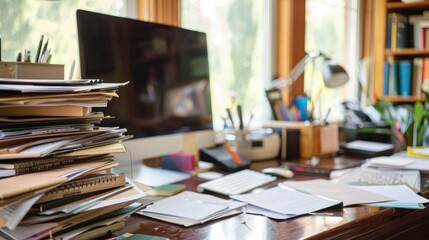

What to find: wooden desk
left=114, top=158, right=429, bottom=240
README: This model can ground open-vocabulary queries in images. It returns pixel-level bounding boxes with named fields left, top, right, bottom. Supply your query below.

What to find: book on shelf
left=413, top=58, right=423, bottom=97
left=383, top=62, right=389, bottom=96
left=388, top=60, right=399, bottom=96
left=383, top=59, right=415, bottom=97
left=0, top=105, right=92, bottom=117
left=399, top=60, right=412, bottom=96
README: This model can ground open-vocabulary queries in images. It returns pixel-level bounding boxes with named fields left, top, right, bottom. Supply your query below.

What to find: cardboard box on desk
left=263, top=121, right=339, bottom=159
left=0, top=61, right=64, bottom=79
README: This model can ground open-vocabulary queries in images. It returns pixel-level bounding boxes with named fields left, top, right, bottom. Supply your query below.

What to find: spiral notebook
left=36, top=173, right=126, bottom=204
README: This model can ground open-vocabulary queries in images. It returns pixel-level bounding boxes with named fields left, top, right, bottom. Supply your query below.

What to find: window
left=305, top=0, right=360, bottom=122
left=181, top=0, right=272, bottom=130
left=0, top=0, right=132, bottom=78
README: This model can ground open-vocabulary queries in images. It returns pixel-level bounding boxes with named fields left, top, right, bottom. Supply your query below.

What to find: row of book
left=410, top=11, right=429, bottom=50
left=265, top=89, right=309, bottom=122
left=386, top=11, right=429, bottom=50
left=383, top=58, right=429, bottom=97
left=0, top=78, right=149, bottom=239
left=386, top=11, right=429, bottom=49
left=386, top=12, right=412, bottom=49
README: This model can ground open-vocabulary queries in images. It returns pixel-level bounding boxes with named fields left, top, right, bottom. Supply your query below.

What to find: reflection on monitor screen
left=77, top=10, right=214, bottom=164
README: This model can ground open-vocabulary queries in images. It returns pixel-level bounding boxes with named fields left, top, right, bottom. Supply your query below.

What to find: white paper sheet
left=139, top=191, right=246, bottom=226
left=281, top=179, right=393, bottom=206
left=244, top=204, right=298, bottom=220
left=231, top=186, right=341, bottom=215
left=333, top=167, right=421, bottom=192
left=350, top=185, right=429, bottom=209
left=364, top=152, right=429, bottom=172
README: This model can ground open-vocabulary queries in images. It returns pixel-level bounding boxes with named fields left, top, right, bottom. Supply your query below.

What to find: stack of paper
left=281, top=179, right=393, bottom=207
left=331, top=167, right=427, bottom=209
left=280, top=179, right=429, bottom=210
left=333, top=167, right=421, bottom=192
left=0, top=79, right=148, bottom=239
left=230, top=186, right=342, bottom=220
left=364, top=152, right=429, bottom=172
left=138, top=191, right=246, bottom=227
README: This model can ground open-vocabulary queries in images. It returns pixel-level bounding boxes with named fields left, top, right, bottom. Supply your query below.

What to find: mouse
left=262, top=167, right=294, bottom=178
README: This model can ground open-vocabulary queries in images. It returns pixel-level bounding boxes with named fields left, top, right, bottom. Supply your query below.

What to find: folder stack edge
left=0, top=78, right=148, bottom=240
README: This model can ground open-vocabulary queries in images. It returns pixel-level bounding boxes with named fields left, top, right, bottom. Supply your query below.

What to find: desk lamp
left=267, top=50, right=349, bottom=121
left=269, top=50, right=349, bottom=91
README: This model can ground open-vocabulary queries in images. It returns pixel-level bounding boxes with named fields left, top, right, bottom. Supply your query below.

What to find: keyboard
left=196, top=169, right=277, bottom=196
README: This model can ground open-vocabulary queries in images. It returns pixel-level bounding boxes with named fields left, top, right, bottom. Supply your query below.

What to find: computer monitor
left=76, top=10, right=214, bottom=166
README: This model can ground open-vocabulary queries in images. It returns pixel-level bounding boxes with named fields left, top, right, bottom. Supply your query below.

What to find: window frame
left=137, top=0, right=370, bottom=105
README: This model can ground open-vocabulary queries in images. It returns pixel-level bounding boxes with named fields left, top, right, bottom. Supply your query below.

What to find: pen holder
left=263, top=121, right=339, bottom=159
left=0, top=61, right=64, bottom=79
left=223, top=129, right=251, bottom=159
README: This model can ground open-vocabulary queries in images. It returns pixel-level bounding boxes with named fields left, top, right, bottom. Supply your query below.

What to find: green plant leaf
left=414, top=101, right=424, bottom=129
left=417, top=121, right=428, bottom=146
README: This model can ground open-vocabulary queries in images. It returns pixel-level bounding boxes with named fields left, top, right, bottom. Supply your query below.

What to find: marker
left=237, top=104, right=244, bottom=130
left=226, top=108, right=235, bottom=129
left=224, top=142, right=242, bottom=165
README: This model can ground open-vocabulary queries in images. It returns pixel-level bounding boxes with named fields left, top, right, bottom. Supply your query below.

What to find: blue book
left=386, top=13, right=393, bottom=49
left=383, top=62, right=389, bottom=96
left=294, top=96, right=308, bottom=121
left=388, top=61, right=399, bottom=95
left=399, top=60, right=412, bottom=96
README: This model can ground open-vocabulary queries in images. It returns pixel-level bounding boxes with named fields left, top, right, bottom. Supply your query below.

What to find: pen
left=224, top=142, right=242, bottom=165
left=41, top=39, right=49, bottom=60
left=322, top=107, right=331, bottom=125
left=16, top=52, right=22, bottom=62
left=226, top=108, right=235, bottom=129
left=0, top=34, right=2, bottom=62
left=237, top=104, right=244, bottom=130
left=69, top=59, right=76, bottom=79
left=35, top=35, right=44, bottom=63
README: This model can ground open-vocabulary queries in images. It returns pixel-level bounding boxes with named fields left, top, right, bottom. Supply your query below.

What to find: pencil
left=224, top=142, right=242, bottom=165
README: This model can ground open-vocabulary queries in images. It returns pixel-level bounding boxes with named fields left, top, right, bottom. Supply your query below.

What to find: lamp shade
left=322, top=58, right=349, bottom=88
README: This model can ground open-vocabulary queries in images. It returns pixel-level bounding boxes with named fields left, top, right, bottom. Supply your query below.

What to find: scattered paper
left=281, top=179, right=393, bottom=206
left=231, top=186, right=341, bottom=215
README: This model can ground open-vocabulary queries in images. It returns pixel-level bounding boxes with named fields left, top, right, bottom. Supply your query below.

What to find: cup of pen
left=223, top=128, right=251, bottom=159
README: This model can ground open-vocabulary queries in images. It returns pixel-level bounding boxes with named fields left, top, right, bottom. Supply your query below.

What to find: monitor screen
left=76, top=10, right=213, bottom=139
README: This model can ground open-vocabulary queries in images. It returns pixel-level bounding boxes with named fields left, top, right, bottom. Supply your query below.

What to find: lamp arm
left=269, top=50, right=323, bottom=90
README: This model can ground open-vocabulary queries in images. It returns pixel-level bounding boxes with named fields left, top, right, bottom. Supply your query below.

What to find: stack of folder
left=0, top=78, right=149, bottom=240
left=138, top=191, right=246, bottom=227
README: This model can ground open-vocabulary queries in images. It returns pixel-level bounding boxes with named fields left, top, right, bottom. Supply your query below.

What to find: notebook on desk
left=283, top=157, right=362, bottom=177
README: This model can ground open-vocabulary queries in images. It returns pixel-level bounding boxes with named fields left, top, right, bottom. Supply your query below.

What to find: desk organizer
left=263, top=121, right=339, bottom=159
left=0, top=61, right=64, bottom=79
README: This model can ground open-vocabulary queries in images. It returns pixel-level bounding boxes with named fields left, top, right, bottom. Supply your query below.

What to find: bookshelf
left=373, top=0, right=429, bottom=103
